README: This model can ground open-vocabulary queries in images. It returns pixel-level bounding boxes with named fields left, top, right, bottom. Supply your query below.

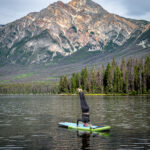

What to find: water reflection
left=76, top=130, right=111, bottom=150
left=0, top=95, right=150, bottom=149
left=78, top=132, right=90, bottom=150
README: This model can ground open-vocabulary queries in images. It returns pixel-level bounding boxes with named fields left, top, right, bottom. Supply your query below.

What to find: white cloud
left=0, top=0, right=51, bottom=24
left=95, top=0, right=150, bottom=21
left=96, top=0, right=127, bottom=16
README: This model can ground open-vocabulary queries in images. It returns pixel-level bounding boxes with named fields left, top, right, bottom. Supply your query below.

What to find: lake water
left=0, top=95, right=150, bottom=150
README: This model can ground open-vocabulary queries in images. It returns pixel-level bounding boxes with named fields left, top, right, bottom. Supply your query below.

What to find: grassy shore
left=0, top=92, right=150, bottom=96
left=58, top=93, right=150, bottom=96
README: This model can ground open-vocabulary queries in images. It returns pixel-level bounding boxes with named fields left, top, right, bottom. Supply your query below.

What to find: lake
left=0, top=95, right=150, bottom=150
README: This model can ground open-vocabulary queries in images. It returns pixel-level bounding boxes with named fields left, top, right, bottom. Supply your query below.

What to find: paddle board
left=58, top=122, right=111, bottom=132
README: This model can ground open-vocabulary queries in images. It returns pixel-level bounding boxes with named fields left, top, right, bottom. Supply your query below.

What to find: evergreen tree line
left=0, top=83, right=59, bottom=94
left=59, top=57, right=150, bottom=94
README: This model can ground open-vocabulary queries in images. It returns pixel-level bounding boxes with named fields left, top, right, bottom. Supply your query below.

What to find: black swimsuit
left=79, top=92, right=89, bottom=113
left=77, top=92, right=90, bottom=125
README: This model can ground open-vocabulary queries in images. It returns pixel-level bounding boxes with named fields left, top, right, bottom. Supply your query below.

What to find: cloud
left=0, top=0, right=51, bottom=24
left=122, top=0, right=150, bottom=16
left=98, top=0, right=150, bottom=21
left=95, top=0, right=127, bottom=16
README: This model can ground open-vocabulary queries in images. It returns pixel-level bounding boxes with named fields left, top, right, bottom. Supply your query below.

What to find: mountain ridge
left=0, top=0, right=150, bottom=66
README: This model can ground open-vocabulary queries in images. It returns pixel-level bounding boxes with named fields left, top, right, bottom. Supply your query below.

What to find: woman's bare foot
left=77, top=88, right=82, bottom=92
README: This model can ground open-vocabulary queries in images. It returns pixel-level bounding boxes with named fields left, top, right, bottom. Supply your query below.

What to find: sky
left=0, top=0, right=150, bottom=24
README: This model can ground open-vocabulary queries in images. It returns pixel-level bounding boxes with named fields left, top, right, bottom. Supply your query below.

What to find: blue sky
left=0, top=0, right=150, bottom=24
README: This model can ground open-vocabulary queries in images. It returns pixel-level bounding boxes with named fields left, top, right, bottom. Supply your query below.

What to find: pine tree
left=138, top=63, right=142, bottom=94
left=76, top=72, right=80, bottom=88
left=112, top=56, right=116, bottom=68
left=134, top=64, right=142, bottom=93
left=95, top=67, right=104, bottom=93
left=141, top=58, right=147, bottom=93
left=104, top=63, right=113, bottom=93
left=59, top=75, right=68, bottom=93
left=59, top=76, right=64, bottom=93
left=71, top=73, right=77, bottom=93
left=144, top=57, right=150, bottom=92
left=81, top=67, right=89, bottom=91
left=63, top=75, right=69, bottom=93
left=120, top=56, right=126, bottom=81
left=111, top=57, right=116, bottom=91
left=120, top=56, right=128, bottom=93
left=124, top=70, right=128, bottom=93
left=90, top=67, right=96, bottom=93
left=127, top=58, right=135, bottom=92
left=113, top=66, right=123, bottom=93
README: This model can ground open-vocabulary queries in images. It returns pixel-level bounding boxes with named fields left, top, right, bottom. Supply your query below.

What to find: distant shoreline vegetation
left=0, top=82, right=59, bottom=95
left=0, top=56, right=150, bottom=95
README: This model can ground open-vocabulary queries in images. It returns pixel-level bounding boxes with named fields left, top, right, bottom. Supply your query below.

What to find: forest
left=0, top=56, right=150, bottom=95
left=59, top=57, right=150, bottom=94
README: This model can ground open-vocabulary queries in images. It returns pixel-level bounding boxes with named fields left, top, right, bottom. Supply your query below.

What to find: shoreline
left=0, top=93, right=150, bottom=96
left=59, top=93, right=150, bottom=96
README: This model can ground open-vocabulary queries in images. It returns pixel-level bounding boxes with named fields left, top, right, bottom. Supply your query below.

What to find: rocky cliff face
left=0, top=0, right=150, bottom=65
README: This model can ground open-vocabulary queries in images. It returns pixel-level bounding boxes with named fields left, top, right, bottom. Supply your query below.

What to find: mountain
left=0, top=25, right=5, bottom=28
left=0, top=0, right=150, bottom=67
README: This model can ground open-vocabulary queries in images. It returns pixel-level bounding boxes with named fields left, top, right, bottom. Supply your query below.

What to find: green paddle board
left=58, top=122, right=111, bottom=132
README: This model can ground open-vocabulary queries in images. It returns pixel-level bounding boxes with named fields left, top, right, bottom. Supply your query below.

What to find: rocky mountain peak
left=0, top=0, right=149, bottom=66
left=68, top=0, right=107, bottom=14
left=51, top=1, right=65, bottom=7
left=69, top=0, right=89, bottom=7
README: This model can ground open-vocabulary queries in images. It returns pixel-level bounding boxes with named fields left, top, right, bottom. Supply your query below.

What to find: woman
left=77, top=88, right=90, bottom=127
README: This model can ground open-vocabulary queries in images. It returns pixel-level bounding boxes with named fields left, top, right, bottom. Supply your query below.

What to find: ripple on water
left=119, top=140, right=150, bottom=149
left=24, top=117, right=37, bottom=121
left=9, top=136, right=25, bottom=139
left=8, top=140, right=17, bottom=142
left=0, top=146, right=25, bottom=149
left=0, top=124, right=11, bottom=127
left=135, top=142, right=150, bottom=145
left=32, top=134, right=47, bottom=137
left=11, top=115, right=24, bottom=117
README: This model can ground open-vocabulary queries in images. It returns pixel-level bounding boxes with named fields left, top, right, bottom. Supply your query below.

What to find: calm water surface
left=0, top=95, right=150, bottom=150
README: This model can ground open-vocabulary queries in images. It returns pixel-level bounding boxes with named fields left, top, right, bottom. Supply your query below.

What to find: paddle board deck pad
left=58, top=122, right=111, bottom=132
